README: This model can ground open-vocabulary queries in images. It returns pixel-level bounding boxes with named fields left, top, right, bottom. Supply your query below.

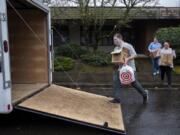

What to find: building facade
left=51, top=7, right=180, bottom=54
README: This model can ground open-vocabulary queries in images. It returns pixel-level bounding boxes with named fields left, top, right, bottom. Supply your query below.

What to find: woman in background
left=159, top=41, right=176, bottom=88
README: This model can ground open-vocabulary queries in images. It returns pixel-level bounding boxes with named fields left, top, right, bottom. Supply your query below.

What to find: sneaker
left=156, top=71, right=160, bottom=74
left=143, top=90, right=149, bottom=104
left=110, top=98, right=121, bottom=104
left=153, top=72, right=157, bottom=76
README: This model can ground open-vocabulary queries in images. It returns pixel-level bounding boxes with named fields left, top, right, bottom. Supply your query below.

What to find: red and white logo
left=119, top=65, right=135, bottom=85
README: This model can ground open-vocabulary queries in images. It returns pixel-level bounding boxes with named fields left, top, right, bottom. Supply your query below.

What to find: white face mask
left=113, top=37, right=122, bottom=46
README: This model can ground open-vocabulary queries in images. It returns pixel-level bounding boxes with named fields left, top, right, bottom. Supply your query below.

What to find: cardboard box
left=160, top=54, right=173, bottom=65
left=111, top=51, right=128, bottom=63
left=150, top=49, right=160, bottom=58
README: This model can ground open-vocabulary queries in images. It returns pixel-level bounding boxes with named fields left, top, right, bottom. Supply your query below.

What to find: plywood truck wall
left=8, top=9, right=48, bottom=83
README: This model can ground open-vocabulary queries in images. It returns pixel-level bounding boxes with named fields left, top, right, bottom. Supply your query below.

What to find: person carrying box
left=110, top=33, right=149, bottom=104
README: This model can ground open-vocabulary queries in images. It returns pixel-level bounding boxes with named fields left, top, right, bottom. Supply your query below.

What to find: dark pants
left=160, top=66, right=172, bottom=85
left=113, top=70, right=147, bottom=100
left=152, top=57, right=160, bottom=74
left=0, top=62, right=1, bottom=72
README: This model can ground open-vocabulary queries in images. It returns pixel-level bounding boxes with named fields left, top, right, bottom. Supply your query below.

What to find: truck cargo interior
left=3, top=2, right=126, bottom=133
left=7, top=0, right=49, bottom=104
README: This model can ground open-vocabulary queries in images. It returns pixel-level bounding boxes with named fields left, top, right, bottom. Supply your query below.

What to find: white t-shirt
left=115, top=42, right=137, bottom=71
left=159, top=47, right=176, bottom=68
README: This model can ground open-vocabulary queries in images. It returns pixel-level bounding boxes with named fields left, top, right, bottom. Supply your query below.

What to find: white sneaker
left=153, top=72, right=157, bottom=76
left=156, top=71, right=159, bottom=74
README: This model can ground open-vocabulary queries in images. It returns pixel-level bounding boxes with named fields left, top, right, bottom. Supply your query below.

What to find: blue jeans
left=113, top=70, right=147, bottom=100
left=152, top=57, right=160, bottom=74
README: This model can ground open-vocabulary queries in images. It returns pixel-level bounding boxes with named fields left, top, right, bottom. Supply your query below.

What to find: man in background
left=148, top=37, right=162, bottom=76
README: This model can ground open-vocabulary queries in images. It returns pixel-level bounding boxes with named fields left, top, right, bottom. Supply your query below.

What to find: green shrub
left=55, top=43, right=88, bottom=59
left=155, top=26, right=180, bottom=65
left=155, top=26, right=180, bottom=49
left=54, top=57, right=75, bottom=71
left=80, top=51, right=111, bottom=66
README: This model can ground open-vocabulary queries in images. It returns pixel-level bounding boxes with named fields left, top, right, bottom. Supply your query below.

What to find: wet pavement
left=0, top=88, right=180, bottom=135
left=0, top=109, right=115, bottom=135
left=120, top=89, right=180, bottom=135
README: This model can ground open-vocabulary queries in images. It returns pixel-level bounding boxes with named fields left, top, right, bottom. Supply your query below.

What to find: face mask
left=114, top=40, right=119, bottom=46
left=114, top=37, right=121, bottom=46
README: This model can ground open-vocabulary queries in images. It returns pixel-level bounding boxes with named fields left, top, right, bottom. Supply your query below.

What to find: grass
left=174, top=66, right=180, bottom=74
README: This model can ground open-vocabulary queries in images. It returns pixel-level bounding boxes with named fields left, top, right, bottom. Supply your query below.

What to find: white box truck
left=0, top=0, right=125, bottom=134
left=0, top=0, right=53, bottom=113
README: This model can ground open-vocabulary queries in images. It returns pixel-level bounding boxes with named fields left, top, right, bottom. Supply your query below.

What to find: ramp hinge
left=4, top=80, right=11, bottom=89
left=0, top=13, right=7, bottom=21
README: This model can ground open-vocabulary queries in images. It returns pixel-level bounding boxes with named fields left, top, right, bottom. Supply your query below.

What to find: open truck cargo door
left=6, top=0, right=52, bottom=106
left=0, top=0, right=12, bottom=113
left=1, top=0, right=126, bottom=134
left=0, top=0, right=51, bottom=113
left=16, top=85, right=126, bottom=134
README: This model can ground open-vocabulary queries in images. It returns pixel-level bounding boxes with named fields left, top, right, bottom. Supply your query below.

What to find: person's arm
left=125, top=45, right=137, bottom=64
left=148, top=43, right=152, bottom=52
left=159, top=43, right=162, bottom=49
left=172, top=50, right=176, bottom=58
left=124, top=56, right=135, bottom=65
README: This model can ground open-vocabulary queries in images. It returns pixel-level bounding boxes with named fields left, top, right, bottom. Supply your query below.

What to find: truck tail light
left=7, top=104, right=11, bottom=110
left=3, top=40, right=9, bottom=53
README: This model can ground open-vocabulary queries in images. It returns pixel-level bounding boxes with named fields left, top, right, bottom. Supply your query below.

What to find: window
left=100, top=26, right=114, bottom=46
left=80, top=26, right=93, bottom=46
left=101, top=31, right=113, bottom=46
left=80, top=25, right=114, bottom=46
left=53, top=24, right=69, bottom=45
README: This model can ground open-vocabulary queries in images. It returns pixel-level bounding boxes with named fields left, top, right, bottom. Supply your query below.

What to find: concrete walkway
left=120, top=89, right=180, bottom=135
left=76, top=86, right=180, bottom=135
left=0, top=87, right=180, bottom=135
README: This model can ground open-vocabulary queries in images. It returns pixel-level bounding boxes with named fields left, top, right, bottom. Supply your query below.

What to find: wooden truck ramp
left=16, top=85, right=125, bottom=134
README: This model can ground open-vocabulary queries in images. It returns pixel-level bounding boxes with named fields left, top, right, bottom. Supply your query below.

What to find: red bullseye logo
left=120, top=71, right=132, bottom=84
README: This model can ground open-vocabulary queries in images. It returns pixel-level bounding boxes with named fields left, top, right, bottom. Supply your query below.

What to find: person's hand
left=124, top=58, right=129, bottom=65
left=113, top=63, right=121, bottom=70
left=114, top=62, right=123, bottom=66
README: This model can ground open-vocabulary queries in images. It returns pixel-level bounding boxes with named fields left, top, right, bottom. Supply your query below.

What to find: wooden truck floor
left=16, top=85, right=125, bottom=134
left=12, top=83, right=48, bottom=104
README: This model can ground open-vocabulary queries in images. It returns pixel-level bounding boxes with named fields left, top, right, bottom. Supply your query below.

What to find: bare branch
left=51, top=0, right=158, bottom=50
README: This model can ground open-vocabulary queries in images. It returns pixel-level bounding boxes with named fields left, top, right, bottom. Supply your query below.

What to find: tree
left=50, top=0, right=158, bottom=51
left=155, top=26, right=180, bottom=49
left=155, top=26, right=180, bottom=65
left=77, top=0, right=118, bottom=50
left=115, top=0, right=159, bottom=29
